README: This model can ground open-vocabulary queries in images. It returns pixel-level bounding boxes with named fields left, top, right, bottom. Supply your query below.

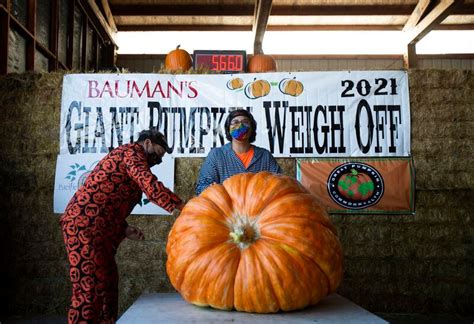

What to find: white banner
left=60, top=71, right=410, bottom=157
left=53, top=153, right=175, bottom=214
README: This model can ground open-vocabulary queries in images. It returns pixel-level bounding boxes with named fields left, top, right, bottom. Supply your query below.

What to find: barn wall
left=0, top=69, right=472, bottom=319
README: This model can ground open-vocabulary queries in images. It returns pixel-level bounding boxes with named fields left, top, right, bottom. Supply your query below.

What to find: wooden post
left=252, top=0, right=272, bottom=54
left=26, top=0, right=36, bottom=71
left=0, top=6, right=8, bottom=74
left=81, top=16, right=87, bottom=71
left=103, top=43, right=116, bottom=70
left=66, top=0, right=75, bottom=69
left=402, top=0, right=462, bottom=69
left=50, top=0, right=59, bottom=71
left=403, top=43, right=418, bottom=69
left=94, top=31, right=99, bottom=71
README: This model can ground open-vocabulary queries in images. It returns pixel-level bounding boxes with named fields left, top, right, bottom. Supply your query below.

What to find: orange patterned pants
left=62, top=218, right=119, bottom=324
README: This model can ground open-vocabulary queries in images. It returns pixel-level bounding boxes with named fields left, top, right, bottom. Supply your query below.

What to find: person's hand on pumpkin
left=175, top=200, right=186, bottom=211
left=125, top=225, right=145, bottom=241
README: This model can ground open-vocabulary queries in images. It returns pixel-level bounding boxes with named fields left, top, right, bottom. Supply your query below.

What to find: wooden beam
left=271, top=54, right=404, bottom=60
left=110, top=4, right=254, bottom=16
left=58, top=60, right=67, bottom=70
left=403, top=43, right=418, bottom=68
left=117, top=24, right=253, bottom=31
left=36, top=41, right=56, bottom=59
left=50, top=0, right=59, bottom=71
left=0, top=5, right=8, bottom=74
left=110, top=4, right=417, bottom=16
left=271, top=5, right=415, bottom=16
left=66, top=0, right=75, bottom=69
left=403, top=0, right=431, bottom=31
left=1, top=0, right=10, bottom=11
left=100, top=0, right=117, bottom=33
left=81, top=17, right=87, bottom=71
left=117, top=53, right=474, bottom=61
left=110, top=2, right=470, bottom=16
left=418, top=53, right=474, bottom=59
left=66, top=0, right=76, bottom=70
left=454, top=2, right=474, bottom=14
left=116, top=22, right=474, bottom=32
left=436, top=23, right=474, bottom=30
left=266, top=24, right=405, bottom=31
left=79, top=0, right=117, bottom=46
left=9, top=13, right=34, bottom=38
left=405, top=0, right=463, bottom=45
left=94, top=31, right=99, bottom=70
left=26, top=0, right=35, bottom=71
left=103, top=43, right=116, bottom=69
left=253, top=0, right=272, bottom=54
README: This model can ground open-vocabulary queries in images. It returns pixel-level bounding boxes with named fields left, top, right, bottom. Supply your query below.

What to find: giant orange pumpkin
left=247, top=54, right=277, bottom=73
left=165, top=45, right=193, bottom=72
left=166, top=172, right=343, bottom=313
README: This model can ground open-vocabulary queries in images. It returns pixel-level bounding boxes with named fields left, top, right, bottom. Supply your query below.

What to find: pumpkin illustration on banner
left=244, top=78, right=271, bottom=99
left=166, top=172, right=344, bottom=313
left=337, top=169, right=375, bottom=201
left=247, top=54, right=277, bottom=73
left=165, top=45, right=193, bottom=72
left=279, top=77, right=304, bottom=96
left=226, top=78, right=244, bottom=90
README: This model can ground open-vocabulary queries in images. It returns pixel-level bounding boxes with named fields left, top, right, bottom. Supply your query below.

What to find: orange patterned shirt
left=60, top=142, right=181, bottom=247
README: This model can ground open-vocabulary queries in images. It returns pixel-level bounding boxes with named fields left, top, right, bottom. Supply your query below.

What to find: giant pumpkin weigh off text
left=166, top=172, right=343, bottom=313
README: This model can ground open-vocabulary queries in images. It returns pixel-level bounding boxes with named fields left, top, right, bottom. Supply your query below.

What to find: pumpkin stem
left=230, top=223, right=258, bottom=248
left=177, top=45, right=181, bottom=49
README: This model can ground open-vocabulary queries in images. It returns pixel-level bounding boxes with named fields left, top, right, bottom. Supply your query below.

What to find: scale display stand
left=118, top=293, right=387, bottom=323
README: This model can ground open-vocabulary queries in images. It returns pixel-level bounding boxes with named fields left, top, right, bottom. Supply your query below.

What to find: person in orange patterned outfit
left=60, top=128, right=184, bottom=323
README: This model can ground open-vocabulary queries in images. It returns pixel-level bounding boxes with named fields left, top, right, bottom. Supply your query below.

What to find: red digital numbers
left=211, top=55, right=243, bottom=71
left=194, top=51, right=246, bottom=72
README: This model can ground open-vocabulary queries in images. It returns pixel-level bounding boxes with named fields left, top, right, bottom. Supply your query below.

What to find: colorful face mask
left=230, top=122, right=251, bottom=142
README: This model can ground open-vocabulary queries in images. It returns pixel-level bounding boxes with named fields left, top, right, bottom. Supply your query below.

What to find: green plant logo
left=327, top=162, right=384, bottom=210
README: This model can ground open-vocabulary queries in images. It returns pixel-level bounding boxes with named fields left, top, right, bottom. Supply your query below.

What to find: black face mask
left=147, top=154, right=162, bottom=167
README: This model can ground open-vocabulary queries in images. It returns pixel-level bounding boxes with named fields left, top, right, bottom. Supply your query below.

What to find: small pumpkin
left=166, top=172, right=343, bottom=313
left=247, top=54, right=277, bottom=73
left=165, top=45, right=193, bottom=72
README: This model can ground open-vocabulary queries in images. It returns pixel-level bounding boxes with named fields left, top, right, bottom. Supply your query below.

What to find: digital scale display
left=193, top=50, right=246, bottom=73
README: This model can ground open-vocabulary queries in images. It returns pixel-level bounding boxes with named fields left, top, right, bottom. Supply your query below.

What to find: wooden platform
left=118, top=293, right=388, bottom=323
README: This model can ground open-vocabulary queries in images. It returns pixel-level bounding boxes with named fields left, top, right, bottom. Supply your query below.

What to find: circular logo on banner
left=327, top=162, right=384, bottom=210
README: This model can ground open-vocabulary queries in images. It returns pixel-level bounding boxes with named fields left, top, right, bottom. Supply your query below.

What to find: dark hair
left=224, top=109, right=257, bottom=143
left=136, top=128, right=173, bottom=153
